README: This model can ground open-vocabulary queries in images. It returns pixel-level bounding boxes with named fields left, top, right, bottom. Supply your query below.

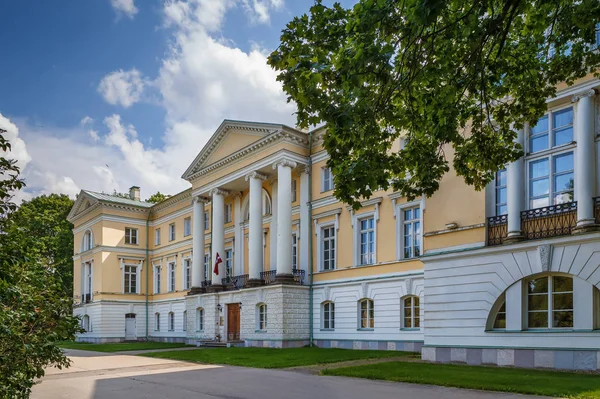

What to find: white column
left=572, top=90, right=597, bottom=228
left=274, top=160, right=297, bottom=278
left=299, top=168, right=310, bottom=275
left=211, top=189, right=228, bottom=286
left=233, top=194, right=243, bottom=275
left=191, top=196, right=206, bottom=289
left=507, top=126, right=525, bottom=239
left=269, top=179, right=278, bottom=271
left=245, top=172, right=267, bottom=281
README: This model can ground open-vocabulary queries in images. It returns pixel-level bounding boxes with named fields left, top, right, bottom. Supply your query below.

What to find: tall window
left=225, top=204, right=232, bottom=223
left=257, top=304, right=267, bottom=330
left=322, top=302, right=335, bottom=330
left=155, top=313, right=160, bottom=331
left=154, top=265, right=161, bottom=294
left=529, top=107, right=573, bottom=153
left=292, top=234, right=298, bottom=270
left=291, top=179, right=297, bottom=202
left=183, top=258, right=191, bottom=290
left=183, top=311, right=187, bottom=331
left=402, top=296, right=420, bottom=329
left=168, top=262, right=175, bottom=292
left=359, top=217, right=375, bottom=265
left=82, top=230, right=92, bottom=251
left=168, top=312, right=175, bottom=331
left=169, top=223, right=176, bottom=241
left=359, top=299, right=374, bottom=329
left=196, top=308, right=204, bottom=331
left=529, top=152, right=574, bottom=208
left=322, top=167, right=334, bottom=192
left=204, top=254, right=210, bottom=280
left=225, top=249, right=233, bottom=277
left=184, top=217, right=191, bottom=236
left=322, top=226, right=335, bottom=270
left=125, top=228, right=138, bottom=245
left=155, top=228, right=161, bottom=246
left=124, top=265, right=137, bottom=294
left=527, top=275, right=573, bottom=329
left=204, top=211, right=210, bottom=230
left=402, top=207, right=421, bottom=259
left=495, top=169, right=507, bottom=215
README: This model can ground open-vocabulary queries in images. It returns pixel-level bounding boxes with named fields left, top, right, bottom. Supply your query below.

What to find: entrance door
left=125, top=313, right=136, bottom=340
left=227, top=304, right=240, bottom=341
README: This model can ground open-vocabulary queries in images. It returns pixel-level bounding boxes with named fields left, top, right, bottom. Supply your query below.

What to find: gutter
left=308, top=132, right=314, bottom=347
left=145, top=210, right=151, bottom=341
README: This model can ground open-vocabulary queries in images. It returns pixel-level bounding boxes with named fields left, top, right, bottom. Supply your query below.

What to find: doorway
left=227, top=304, right=241, bottom=341
left=125, top=313, right=136, bottom=340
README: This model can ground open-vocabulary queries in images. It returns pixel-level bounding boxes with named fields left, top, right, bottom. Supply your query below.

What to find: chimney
left=129, top=186, right=140, bottom=201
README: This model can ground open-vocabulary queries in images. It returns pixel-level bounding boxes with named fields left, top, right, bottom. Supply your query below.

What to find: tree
left=268, top=0, right=600, bottom=208
left=146, top=191, right=170, bottom=204
left=0, top=128, right=81, bottom=398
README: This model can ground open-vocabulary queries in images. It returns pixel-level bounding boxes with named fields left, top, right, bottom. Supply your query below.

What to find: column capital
left=571, top=89, right=596, bottom=103
left=245, top=171, right=268, bottom=182
left=273, top=159, right=297, bottom=170
left=192, top=196, right=210, bottom=204
left=210, top=188, right=229, bottom=197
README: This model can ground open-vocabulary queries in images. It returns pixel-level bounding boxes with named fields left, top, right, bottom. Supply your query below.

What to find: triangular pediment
left=67, top=191, right=100, bottom=222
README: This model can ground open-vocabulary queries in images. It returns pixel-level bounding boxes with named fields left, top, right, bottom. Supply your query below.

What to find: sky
left=0, top=0, right=354, bottom=202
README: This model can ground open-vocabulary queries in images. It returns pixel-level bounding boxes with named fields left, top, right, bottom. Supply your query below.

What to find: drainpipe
left=145, top=210, right=151, bottom=341
left=308, top=132, right=314, bottom=347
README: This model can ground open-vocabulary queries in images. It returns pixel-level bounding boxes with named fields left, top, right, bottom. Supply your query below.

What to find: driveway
left=32, top=349, right=545, bottom=399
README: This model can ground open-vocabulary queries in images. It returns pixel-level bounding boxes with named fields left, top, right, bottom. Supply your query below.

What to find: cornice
left=151, top=188, right=192, bottom=212
left=312, top=207, right=342, bottom=220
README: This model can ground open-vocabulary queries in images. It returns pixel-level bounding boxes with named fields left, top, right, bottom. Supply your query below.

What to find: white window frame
left=81, top=229, right=93, bottom=252
left=169, top=223, right=176, bottom=241
left=257, top=303, right=267, bottom=331
left=321, top=301, right=335, bottom=330
left=225, top=248, right=233, bottom=277
left=319, top=224, right=336, bottom=271
left=526, top=275, right=574, bottom=330
left=204, top=211, right=210, bottom=230
left=184, top=217, right=191, bottom=237
left=225, top=204, right=232, bottom=223
left=527, top=105, right=574, bottom=154
left=153, top=263, right=161, bottom=294
left=167, top=261, right=176, bottom=292
left=354, top=212, right=377, bottom=266
left=154, top=228, right=161, bottom=246
left=292, top=233, right=298, bottom=270
left=291, top=179, right=297, bottom=202
left=358, top=298, right=375, bottom=330
left=168, top=312, right=175, bottom=331
left=125, top=227, right=138, bottom=245
left=397, top=202, right=422, bottom=260
left=204, top=253, right=210, bottom=282
left=183, top=311, right=187, bottom=331
left=182, top=257, right=191, bottom=290
left=81, top=261, right=93, bottom=303
left=401, top=295, right=421, bottom=330
left=120, top=259, right=142, bottom=294
left=495, top=169, right=507, bottom=216
left=155, top=313, right=160, bottom=331
left=196, top=308, right=204, bottom=331
left=123, top=265, right=138, bottom=294
left=321, top=167, right=334, bottom=192
left=526, top=148, right=575, bottom=209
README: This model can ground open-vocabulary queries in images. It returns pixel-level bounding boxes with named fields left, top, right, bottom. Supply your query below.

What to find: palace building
left=69, top=74, right=600, bottom=371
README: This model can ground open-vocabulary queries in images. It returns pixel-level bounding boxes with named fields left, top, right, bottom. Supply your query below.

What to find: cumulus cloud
left=110, top=0, right=138, bottom=19
left=80, top=116, right=94, bottom=126
left=98, top=68, right=145, bottom=108
left=241, top=0, right=284, bottom=24
left=0, top=113, right=32, bottom=173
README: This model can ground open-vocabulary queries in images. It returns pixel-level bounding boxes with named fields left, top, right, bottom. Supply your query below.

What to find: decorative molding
left=151, top=188, right=192, bottom=212
left=244, top=171, right=268, bottom=182
left=360, top=282, right=369, bottom=299
left=312, top=150, right=329, bottom=163
left=192, top=196, right=210, bottom=204
left=210, top=188, right=230, bottom=197
left=405, top=278, right=413, bottom=296
left=323, top=286, right=331, bottom=302
left=311, top=195, right=339, bottom=210
left=538, top=244, right=553, bottom=272
left=312, top=207, right=342, bottom=220
left=571, top=89, right=596, bottom=103
left=423, top=223, right=486, bottom=237
left=345, top=196, right=383, bottom=212
left=272, top=159, right=297, bottom=169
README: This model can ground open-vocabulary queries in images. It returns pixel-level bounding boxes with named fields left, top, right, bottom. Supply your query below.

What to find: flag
left=214, top=252, right=222, bottom=275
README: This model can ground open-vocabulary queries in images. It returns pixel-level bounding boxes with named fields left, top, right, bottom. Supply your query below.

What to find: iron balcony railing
left=260, top=270, right=277, bottom=285
left=293, top=269, right=305, bottom=285
left=487, top=214, right=508, bottom=246
left=521, top=201, right=577, bottom=240
left=222, top=274, right=249, bottom=291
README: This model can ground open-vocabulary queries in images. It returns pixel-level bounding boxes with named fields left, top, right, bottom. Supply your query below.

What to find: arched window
left=183, top=311, right=187, bottom=331
left=168, top=312, right=175, bottom=331
left=155, top=313, right=160, bottom=331
left=257, top=303, right=267, bottom=330
left=243, top=189, right=272, bottom=221
left=528, top=275, right=573, bottom=329
left=492, top=294, right=506, bottom=329
left=358, top=299, right=374, bottom=329
left=402, top=296, right=420, bottom=329
left=196, top=308, right=204, bottom=331
left=81, top=230, right=93, bottom=252
left=82, top=315, right=90, bottom=332
left=322, top=302, right=335, bottom=330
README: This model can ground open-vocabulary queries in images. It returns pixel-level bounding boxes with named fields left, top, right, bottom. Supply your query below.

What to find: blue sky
left=0, top=0, right=354, bottom=201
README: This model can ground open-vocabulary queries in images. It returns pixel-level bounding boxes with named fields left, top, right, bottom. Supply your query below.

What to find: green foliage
left=0, top=129, right=81, bottom=398
left=268, top=0, right=600, bottom=208
left=146, top=191, right=170, bottom=204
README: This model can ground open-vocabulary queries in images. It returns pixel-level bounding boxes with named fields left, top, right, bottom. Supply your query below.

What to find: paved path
left=32, top=349, right=546, bottom=399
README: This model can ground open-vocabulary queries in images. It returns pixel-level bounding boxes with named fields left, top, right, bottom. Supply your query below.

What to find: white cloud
left=0, top=113, right=32, bottom=173
left=110, top=0, right=138, bottom=19
left=89, top=129, right=100, bottom=141
left=241, top=0, right=283, bottom=24
left=80, top=116, right=94, bottom=126
left=98, top=68, right=145, bottom=108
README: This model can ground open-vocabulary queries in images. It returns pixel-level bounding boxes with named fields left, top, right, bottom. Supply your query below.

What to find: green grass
left=57, top=341, right=191, bottom=352
left=143, top=347, right=411, bottom=368
left=321, top=361, right=600, bottom=398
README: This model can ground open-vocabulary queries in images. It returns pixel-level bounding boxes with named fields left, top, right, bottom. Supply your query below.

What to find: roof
left=82, top=190, right=154, bottom=208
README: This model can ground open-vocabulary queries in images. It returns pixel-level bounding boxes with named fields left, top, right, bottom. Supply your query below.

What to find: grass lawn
left=57, top=341, right=191, bottom=352
left=322, top=361, right=600, bottom=399
left=143, top=347, right=412, bottom=368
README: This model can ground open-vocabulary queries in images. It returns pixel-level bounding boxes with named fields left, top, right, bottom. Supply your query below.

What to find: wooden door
left=227, top=304, right=240, bottom=341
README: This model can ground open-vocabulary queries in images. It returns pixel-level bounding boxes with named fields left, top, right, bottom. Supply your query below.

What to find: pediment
left=67, top=191, right=100, bottom=222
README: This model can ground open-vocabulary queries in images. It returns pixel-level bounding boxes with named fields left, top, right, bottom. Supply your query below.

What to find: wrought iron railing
left=260, top=270, right=277, bottom=285
left=293, top=269, right=305, bottom=285
left=594, top=197, right=600, bottom=225
left=487, top=214, right=508, bottom=246
left=521, top=201, right=577, bottom=240
left=222, top=274, right=249, bottom=291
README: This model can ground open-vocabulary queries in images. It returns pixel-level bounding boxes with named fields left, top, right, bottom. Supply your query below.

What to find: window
left=82, top=230, right=93, bottom=251
left=225, top=204, right=232, bottom=223
left=321, top=226, right=336, bottom=270
left=154, top=265, right=161, bottom=294
left=124, top=265, right=137, bottom=294
left=359, top=299, right=374, bottom=329
left=225, top=249, right=233, bottom=277
left=529, top=107, right=573, bottom=153
left=184, top=217, right=191, bottom=236
left=257, top=304, right=267, bottom=330
left=155, top=313, right=160, bottom=331
left=196, top=308, right=204, bottom=331
left=125, top=228, right=138, bottom=245
left=527, top=275, right=573, bottom=329
left=402, top=296, right=420, bottom=329
left=82, top=315, right=90, bottom=332
left=168, top=262, right=176, bottom=292
left=322, top=167, right=334, bottom=192
left=155, top=228, right=161, bottom=246
left=204, top=211, right=210, bottom=230
left=82, top=262, right=92, bottom=302
left=291, top=179, right=297, bottom=202
left=204, top=253, right=210, bottom=280
left=528, top=151, right=574, bottom=208
left=168, top=312, right=175, bottom=331
left=292, top=234, right=298, bottom=270
left=495, top=169, right=507, bottom=215
left=401, top=207, right=421, bottom=259
left=169, top=223, right=176, bottom=241
left=183, top=258, right=191, bottom=290
left=359, top=217, right=375, bottom=265
left=493, top=297, right=506, bottom=329
left=183, top=311, right=187, bottom=331
left=322, top=302, right=335, bottom=330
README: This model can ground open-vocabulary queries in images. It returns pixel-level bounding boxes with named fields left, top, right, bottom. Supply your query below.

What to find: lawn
left=322, top=361, right=600, bottom=399
left=143, top=347, right=411, bottom=368
left=57, top=341, right=191, bottom=352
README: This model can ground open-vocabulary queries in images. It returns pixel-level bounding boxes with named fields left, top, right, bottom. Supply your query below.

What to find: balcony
left=222, top=274, right=249, bottom=291
left=487, top=215, right=507, bottom=246
left=260, top=269, right=305, bottom=286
